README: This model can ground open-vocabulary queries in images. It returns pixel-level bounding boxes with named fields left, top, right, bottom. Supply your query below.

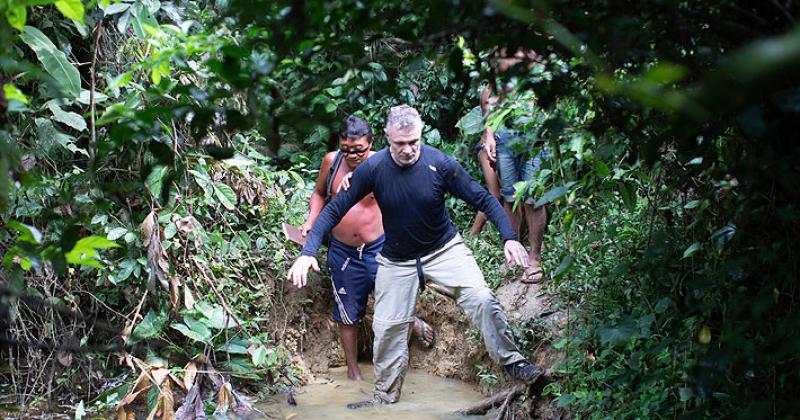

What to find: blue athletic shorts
left=326, top=235, right=384, bottom=324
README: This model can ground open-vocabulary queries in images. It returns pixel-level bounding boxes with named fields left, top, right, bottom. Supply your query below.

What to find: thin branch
left=193, top=259, right=253, bottom=339
left=89, top=21, right=104, bottom=163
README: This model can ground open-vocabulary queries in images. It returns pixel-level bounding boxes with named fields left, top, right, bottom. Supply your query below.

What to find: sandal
left=521, top=267, right=544, bottom=284
left=413, top=318, right=436, bottom=349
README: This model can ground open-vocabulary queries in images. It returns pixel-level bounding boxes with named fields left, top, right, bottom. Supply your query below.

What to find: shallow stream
left=259, top=363, right=486, bottom=419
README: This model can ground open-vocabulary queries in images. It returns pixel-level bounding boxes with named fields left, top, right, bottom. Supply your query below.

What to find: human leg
left=339, top=323, right=362, bottom=380
left=522, top=203, right=546, bottom=281
left=421, top=236, right=526, bottom=366
left=421, top=236, right=545, bottom=382
left=328, top=237, right=382, bottom=381
left=470, top=147, right=502, bottom=236
left=496, top=139, right=525, bottom=237
left=370, top=256, right=419, bottom=405
left=520, top=149, right=548, bottom=282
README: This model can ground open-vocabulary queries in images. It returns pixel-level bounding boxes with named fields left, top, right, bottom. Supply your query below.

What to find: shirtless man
left=299, top=115, right=434, bottom=381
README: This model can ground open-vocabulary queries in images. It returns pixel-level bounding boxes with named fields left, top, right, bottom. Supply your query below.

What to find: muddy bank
left=273, top=268, right=566, bottom=418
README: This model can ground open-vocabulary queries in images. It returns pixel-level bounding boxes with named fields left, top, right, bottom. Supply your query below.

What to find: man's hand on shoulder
left=337, top=171, right=354, bottom=193
left=287, top=255, right=320, bottom=288
left=503, top=240, right=530, bottom=268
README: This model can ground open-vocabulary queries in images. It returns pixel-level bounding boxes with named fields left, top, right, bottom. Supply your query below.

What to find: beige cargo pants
left=371, top=234, right=525, bottom=403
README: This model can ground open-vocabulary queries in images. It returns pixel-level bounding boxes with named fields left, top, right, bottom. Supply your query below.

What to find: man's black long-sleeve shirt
left=301, top=145, right=517, bottom=261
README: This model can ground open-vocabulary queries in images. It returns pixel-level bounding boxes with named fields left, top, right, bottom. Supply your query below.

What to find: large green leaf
left=54, top=0, right=85, bottom=23
left=456, top=106, right=485, bottom=136
left=130, top=1, right=158, bottom=38
left=218, top=338, right=250, bottom=355
left=3, top=84, right=28, bottom=104
left=146, top=165, right=169, bottom=198
left=106, top=227, right=128, bottom=241
left=64, top=236, right=120, bottom=268
left=534, top=181, right=577, bottom=207
left=597, top=318, right=637, bottom=347
left=249, top=345, right=277, bottom=367
left=19, top=26, right=81, bottom=99
left=47, top=101, right=87, bottom=131
left=214, top=182, right=237, bottom=211
left=195, top=301, right=236, bottom=330
left=35, top=118, right=88, bottom=156
left=172, top=317, right=212, bottom=343
left=132, top=309, right=167, bottom=341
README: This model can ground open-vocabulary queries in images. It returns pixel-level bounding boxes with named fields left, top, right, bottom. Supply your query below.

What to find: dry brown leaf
left=215, top=382, right=234, bottom=415
left=146, top=379, right=175, bottom=420
left=183, top=285, right=196, bottom=310
left=120, top=324, right=133, bottom=345
left=115, top=407, right=135, bottom=420
left=151, top=368, right=170, bottom=386
left=122, top=353, right=136, bottom=370
left=56, top=351, right=72, bottom=367
left=142, top=211, right=171, bottom=294
left=169, top=275, right=182, bottom=309
left=141, top=211, right=157, bottom=245
left=285, top=413, right=298, bottom=420
left=168, top=373, right=185, bottom=391
left=183, top=362, right=197, bottom=391
left=176, top=216, right=195, bottom=234
left=116, top=388, right=148, bottom=414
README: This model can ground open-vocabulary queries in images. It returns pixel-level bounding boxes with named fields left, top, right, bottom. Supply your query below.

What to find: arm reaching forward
left=442, top=156, right=529, bottom=268
left=287, top=161, right=374, bottom=287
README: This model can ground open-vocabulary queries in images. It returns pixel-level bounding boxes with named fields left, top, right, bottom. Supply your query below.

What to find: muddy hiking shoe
left=504, top=361, right=545, bottom=384
left=346, top=398, right=386, bottom=410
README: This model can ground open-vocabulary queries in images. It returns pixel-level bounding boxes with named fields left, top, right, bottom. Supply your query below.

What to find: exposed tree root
left=455, top=383, right=527, bottom=416
left=455, top=372, right=552, bottom=418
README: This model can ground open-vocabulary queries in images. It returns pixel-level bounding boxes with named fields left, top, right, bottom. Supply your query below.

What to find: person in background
left=468, top=107, right=503, bottom=237
left=480, top=48, right=549, bottom=283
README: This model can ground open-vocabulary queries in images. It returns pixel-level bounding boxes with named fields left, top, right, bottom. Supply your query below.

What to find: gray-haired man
left=288, top=105, right=545, bottom=408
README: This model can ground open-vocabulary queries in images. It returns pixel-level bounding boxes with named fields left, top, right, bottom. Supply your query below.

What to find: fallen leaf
left=183, top=362, right=197, bottom=391
left=184, top=285, right=196, bottom=310
left=215, top=382, right=234, bottom=416
left=57, top=351, right=72, bottom=367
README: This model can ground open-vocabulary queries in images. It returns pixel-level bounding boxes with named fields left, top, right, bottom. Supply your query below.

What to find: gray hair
left=385, top=104, right=423, bottom=132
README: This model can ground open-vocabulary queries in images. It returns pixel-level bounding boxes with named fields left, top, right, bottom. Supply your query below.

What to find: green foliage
left=19, top=26, right=81, bottom=99
left=1, top=0, right=798, bottom=416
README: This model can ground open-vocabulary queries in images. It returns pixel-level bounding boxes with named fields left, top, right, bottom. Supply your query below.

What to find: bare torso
left=330, top=152, right=384, bottom=247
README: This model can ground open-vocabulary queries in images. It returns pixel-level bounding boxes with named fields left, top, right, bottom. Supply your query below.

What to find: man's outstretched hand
left=288, top=255, right=320, bottom=288
left=504, top=240, right=530, bottom=268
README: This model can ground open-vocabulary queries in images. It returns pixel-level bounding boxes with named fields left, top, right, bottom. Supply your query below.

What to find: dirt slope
left=273, top=269, right=566, bottom=417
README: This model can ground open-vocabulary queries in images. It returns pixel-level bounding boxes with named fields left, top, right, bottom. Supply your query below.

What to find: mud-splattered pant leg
left=422, top=235, right=526, bottom=367
left=371, top=234, right=525, bottom=404
left=371, top=254, right=418, bottom=403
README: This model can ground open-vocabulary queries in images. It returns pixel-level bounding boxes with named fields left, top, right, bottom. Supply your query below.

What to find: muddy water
left=259, top=363, right=486, bottom=419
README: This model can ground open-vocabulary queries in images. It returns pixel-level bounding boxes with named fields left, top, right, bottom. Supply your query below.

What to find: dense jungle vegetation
left=1, top=0, right=799, bottom=418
